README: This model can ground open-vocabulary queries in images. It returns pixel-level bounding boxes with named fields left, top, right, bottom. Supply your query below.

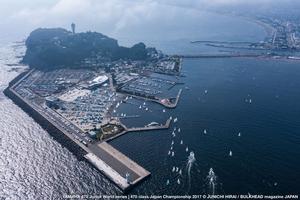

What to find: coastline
left=212, top=11, right=274, bottom=41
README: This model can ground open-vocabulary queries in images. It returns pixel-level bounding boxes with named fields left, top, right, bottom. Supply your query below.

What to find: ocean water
left=111, top=58, right=300, bottom=195
left=0, top=12, right=299, bottom=199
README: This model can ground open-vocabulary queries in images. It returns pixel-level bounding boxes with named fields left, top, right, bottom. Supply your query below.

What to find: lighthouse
left=71, top=23, right=76, bottom=34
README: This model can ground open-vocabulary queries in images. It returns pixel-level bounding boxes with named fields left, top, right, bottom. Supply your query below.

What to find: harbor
left=3, top=57, right=181, bottom=192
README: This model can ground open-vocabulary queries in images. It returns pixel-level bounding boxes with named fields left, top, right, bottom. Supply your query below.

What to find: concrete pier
left=86, top=142, right=150, bottom=191
left=104, top=117, right=172, bottom=142
left=127, top=118, right=171, bottom=132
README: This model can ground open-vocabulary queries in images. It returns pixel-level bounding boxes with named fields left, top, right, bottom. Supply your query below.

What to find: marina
left=3, top=69, right=160, bottom=191
left=3, top=55, right=181, bottom=192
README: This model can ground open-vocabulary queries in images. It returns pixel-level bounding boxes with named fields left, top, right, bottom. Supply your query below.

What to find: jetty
left=86, top=142, right=150, bottom=191
left=105, top=117, right=172, bottom=142
left=177, top=53, right=261, bottom=59
left=127, top=117, right=171, bottom=132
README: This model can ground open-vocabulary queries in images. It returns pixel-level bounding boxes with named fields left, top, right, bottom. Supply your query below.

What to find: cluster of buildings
left=256, top=16, right=300, bottom=50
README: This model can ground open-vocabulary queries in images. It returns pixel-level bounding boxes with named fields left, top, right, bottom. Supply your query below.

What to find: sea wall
left=3, top=76, right=88, bottom=160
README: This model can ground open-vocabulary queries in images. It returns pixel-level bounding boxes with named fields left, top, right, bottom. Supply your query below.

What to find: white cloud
left=0, top=0, right=297, bottom=43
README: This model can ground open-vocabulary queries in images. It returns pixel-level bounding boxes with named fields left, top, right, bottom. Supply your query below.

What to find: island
left=4, top=26, right=183, bottom=192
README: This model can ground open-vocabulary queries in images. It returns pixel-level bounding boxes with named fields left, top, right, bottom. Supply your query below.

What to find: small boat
left=143, top=102, right=146, bottom=106
left=113, top=110, right=116, bottom=113
left=174, top=118, right=178, bottom=123
left=174, top=127, right=177, bottom=131
left=205, top=90, right=208, bottom=94
left=163, top=109, right=166, bottom=113
left=170, top=146, right=173, bottom=150
left=171, top=152, right=175, bottom=157
left=204, top=129, right=207, bottom=134
left=238, top=132, right=241, bottom=137
left=186, top=147, right=189, bottom=152
left=171, top=141, right=174, bottom=145
left=176, top=167, right=179, bottom=172
left=172, top=167, right=175, bottom=172
left=166, top=179, right=170, bottom=185
left=229, top=150, right=232, bottom=156
left=173, top=133, right=176, bottom=137
left=249, top=99, right=252, bottom=103
left=168, top=151, right=171, bottom=155
left=180, top=140, right=183, bottom=145
left=178, top=128, right=181, bottom=133
left=177, top=179, right=181, bottom=184
left=145, top=107, right=149, bottom=111
left=179, top=169, right=182, bottom=175
left=139, top=105, right=142, bottom=109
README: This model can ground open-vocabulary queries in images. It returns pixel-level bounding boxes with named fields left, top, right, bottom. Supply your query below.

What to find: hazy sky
left=0, top=0, right=298, bottom=44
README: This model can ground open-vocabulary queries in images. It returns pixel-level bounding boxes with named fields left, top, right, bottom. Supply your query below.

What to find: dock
left=86, top=142, right=150, bottom=191
left=105, top=117, right=172, bottom=143
left=127, top=117, right=171, bottom=132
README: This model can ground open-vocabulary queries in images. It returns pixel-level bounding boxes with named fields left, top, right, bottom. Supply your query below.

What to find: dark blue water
left=110, top=58, right=300, bottom=195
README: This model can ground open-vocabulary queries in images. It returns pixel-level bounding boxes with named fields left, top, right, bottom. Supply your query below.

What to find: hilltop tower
left=71, top=23, right=76, bottom=34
